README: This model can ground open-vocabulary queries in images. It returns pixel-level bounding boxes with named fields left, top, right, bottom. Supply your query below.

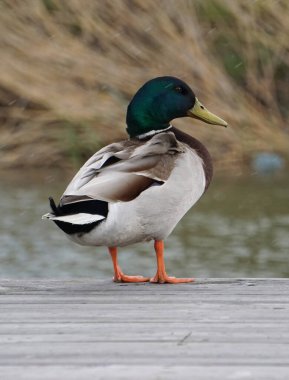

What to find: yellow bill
left=187, top=98, right=228, bottom=127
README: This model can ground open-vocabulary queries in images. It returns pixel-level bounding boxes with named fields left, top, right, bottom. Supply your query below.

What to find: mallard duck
left=43, top=76, right=227, bottom=284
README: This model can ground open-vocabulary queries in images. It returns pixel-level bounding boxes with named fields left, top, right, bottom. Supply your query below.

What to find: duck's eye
left=174, top=86, right=187, bottom=95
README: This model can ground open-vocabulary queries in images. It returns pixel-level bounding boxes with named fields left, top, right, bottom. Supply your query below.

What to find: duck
left=42, top=76, right=227, bottom=284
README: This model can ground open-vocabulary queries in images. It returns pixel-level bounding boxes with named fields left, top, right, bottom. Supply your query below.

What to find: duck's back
left=44, top=129, right=209, bottom=247
left=68, top=131, right=207, bottom=247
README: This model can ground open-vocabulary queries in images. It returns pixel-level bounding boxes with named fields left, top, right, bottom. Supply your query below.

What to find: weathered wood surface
left=0, top=278, right=288, bottom=379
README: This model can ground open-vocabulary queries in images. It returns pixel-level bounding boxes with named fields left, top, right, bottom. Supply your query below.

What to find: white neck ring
left=135, top=125, right=173, bottom=140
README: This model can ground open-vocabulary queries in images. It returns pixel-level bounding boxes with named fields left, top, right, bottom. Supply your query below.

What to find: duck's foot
left=108, top=246, right=149, bottom=283
left=151, top=240, right=194, bottom=284
left=150, top=273, right=194, bottom=284
left=113, top=268, right=150, bottom=283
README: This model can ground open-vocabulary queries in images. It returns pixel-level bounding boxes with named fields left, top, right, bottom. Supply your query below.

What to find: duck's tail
left=42, top=196, right=108, bottom=235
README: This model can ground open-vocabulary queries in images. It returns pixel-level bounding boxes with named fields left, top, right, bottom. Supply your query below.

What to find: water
left=1, top=171, right=289, bottom=279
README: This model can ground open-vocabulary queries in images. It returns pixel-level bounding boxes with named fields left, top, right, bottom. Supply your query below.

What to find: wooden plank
left=0, top=279, right=288, bottom=379
left=2, top=365, right=289, bottom=380
left=1, top=329, right=289, bottom=344
left=1, top=341, right=289, bottom=364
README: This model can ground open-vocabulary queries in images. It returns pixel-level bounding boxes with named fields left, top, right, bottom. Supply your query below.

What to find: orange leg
left=150, top=240, right=194, bottom=284
left=108, top=247, right=150, bottom=283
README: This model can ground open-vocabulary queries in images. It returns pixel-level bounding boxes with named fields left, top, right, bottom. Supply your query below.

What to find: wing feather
left=61, top=132, right=184, bottom=205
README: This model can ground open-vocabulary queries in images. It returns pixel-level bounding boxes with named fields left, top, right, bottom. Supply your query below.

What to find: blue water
left=1, top=171, right=289, bottom=279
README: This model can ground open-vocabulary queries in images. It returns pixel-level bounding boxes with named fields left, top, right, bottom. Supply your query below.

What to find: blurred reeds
left=0, top=0, right=288, bottom=173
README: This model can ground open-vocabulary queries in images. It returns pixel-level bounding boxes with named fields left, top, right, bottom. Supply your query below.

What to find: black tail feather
left=48, top=196, right=108, bottom=235
left=48, top=196, right=108, bottom=218
left=49, top=197, right=59, bottom=216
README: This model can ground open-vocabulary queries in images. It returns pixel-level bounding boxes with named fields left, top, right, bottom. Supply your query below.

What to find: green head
left=126, top=76, right=227, bottom=138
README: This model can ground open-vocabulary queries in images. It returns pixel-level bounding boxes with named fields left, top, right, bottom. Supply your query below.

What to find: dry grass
left=0, top=0, right=288, bottom=173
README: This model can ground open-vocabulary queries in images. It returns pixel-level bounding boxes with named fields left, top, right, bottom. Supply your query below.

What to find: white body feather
left=42, top=213, right=105, bottom=224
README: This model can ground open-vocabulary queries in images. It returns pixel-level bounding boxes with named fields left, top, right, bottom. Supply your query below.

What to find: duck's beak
left=187, top=98, right=228, bottom=127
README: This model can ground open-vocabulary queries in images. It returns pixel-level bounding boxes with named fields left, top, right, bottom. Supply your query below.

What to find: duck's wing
left=43, top=132, right=184, bottom=227
left=62, top=132, right=184, bottom=204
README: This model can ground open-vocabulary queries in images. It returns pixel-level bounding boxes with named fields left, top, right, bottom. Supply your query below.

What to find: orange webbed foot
left=109, top=247, right=149, bottom=283
left=151, top=240, right=194, bottom=284
left=113, top=268, right=150, bottom=283
left=150, top=273, right=194, bottom=284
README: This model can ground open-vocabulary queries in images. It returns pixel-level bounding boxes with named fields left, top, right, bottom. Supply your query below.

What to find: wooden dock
left=0, top=279, right=289, bottom=379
